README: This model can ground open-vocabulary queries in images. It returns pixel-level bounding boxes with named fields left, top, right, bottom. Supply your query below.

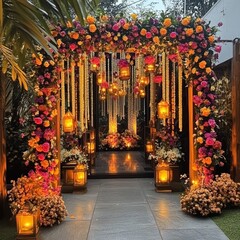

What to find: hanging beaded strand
left=171, top=61, right=176, bottom=136
left=162, top=51, right=166, bottom=126
left=71, top=57, right=76, bottom=119
left=60, top=59, right=65, bottom=134
left=178, top=53, right=183, bottom=132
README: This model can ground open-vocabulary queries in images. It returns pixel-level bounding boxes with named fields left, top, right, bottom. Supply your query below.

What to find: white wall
left=204, top=0, right=240, bottom=64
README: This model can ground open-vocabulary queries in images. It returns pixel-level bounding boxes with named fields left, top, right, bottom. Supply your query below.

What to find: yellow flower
left=89, top=24, right=97, bottom=33
left=106, top=32, right=111, bottom=38
left=196, top=25, right=203, bottom=33
left=185, top=28, right=194, bottom=36
left=140, top=28, right=147, bottom=36
left=114, top=36, right=118, bottom=41
left=188, top=49, right=195, bottom=55
left=197, top=137, right=204, bottom=144
left=160, top=28, right=167, bottom=36
left=122, top=35, right=128, bottom=41
left=181, top=16, right=191, bottom=26
left=86, top=15, right=95, bottom=24
left=194, top=56, right=199, bottom=62
left=206, top=67, right=212, bottom=74
left=163, top=18, right=172, bottom=27
left=54, top=167, right=60, bottom=176
left=200, top=107, right=211, bottom=117
left=43, top=120, right=50, bottom=127
left=86, top=35, right=91, bottom=40
left=66, top=21, right=72, bottom=28
left=43, top=61, right=50, bottom=68
left=199, top=60, right=207, bottom=69
left=126, top=53, right=131, bottom=60
left=191, top=68, right=197, bottom=74
left=131, top=13, right=138, bottom=20
left=78, top=41, right=83, bottom=45
left=50, top=60, right=55, bottom=66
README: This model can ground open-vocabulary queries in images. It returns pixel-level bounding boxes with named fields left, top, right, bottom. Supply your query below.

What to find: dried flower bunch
left=61, top=147, right=88, bottom=166
left=8, top=171, right=67, bottom=227
left=180, top=173, right=240, bottom=216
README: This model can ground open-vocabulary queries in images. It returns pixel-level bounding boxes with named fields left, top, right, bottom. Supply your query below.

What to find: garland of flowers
left=30, top=14, right=223, bottom=186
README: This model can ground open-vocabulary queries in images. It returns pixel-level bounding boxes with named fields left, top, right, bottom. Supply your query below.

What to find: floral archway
left=28, top=14, right=224, bottom=189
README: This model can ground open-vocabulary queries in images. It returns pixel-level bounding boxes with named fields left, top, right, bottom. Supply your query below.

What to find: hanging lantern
left=87, top=140, right=95, bottom=155
left=144, top=56, right=155, bottom=73
left=139, top=76, right=149, bottom=86
left=90, top=56, right=100, bottom=72
left=63, top=111, right=75, bottom=132
left=145, top=140, right=154, bottom=153
left=139, top=89, right=145, bottom=98
left=157, top=100, right=169, bottom=119
left=155, top=161, right=172, bottom=192
left=119, top=66, right=130, bottom=81
left=16, top=206, right=40, bottom=239
left=145, top=63, right=155, bottom=72
left=73, top=164, right=87, bottom=190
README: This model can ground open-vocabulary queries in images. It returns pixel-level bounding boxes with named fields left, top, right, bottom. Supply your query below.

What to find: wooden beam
left=231, top=39, right=240, bottom=182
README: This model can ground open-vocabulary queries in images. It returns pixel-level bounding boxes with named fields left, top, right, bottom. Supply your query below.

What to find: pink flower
left=42, top=142, right=50, bottom=153
left=208, top=119, right=216, bottom=128
left=213, top=140, right=222, bottom=149
left=101, top=81, right=109, bottom=89
left=146, top=32, right=152, bottom=38
left=218, top=22, right=223, bottom=27
left=168, top=54, right=178, bottom=62
left=205, top=137, right=215, bottom=146
left=118, top=59, right=129, bottom=68
left=170, top=31, right=177, bottom=38
left=38, top=153, right=45, bottom=161
left=133, top=86, right=139, bottom=94
left=214, top=45, right=222, bottom=53
left=69, top=43, right=77, bottom=51
left=144, top=56, right=155, bottom=64
left=193, top=95, right=203, bottom=106
left=119, top=18, right=126, bottom=26
left=90, top=56, right=101, bottom=65
left=201, top=81, right=208, bottom=87
left=34, top=117, right=43, bottom=125
left=153, top=75, right=162, bottom=83
left=112, top=23, right=120, bottom=31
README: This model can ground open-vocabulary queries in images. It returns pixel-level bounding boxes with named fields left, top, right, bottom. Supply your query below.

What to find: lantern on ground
left=16, top=207, right=40, bottom=239
left=73, top=164, right=87, bottom=190
left=63, top=111, right=75, bottom=133
left=145, top=140, right=154, bottom=153
left=87, top=140, right=95, bottom=155
left=157, top=100, right=169, bottom=119
left=155, top=161, right=172, bottom=192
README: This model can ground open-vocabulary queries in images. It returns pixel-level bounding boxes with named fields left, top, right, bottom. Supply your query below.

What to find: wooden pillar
left=56, top=94, right=61, bottom=185
left=0, top=73, right=7, bottom=218
left=231, top=38, right=240, bottom=182
left=188, top=84, right=197, bottom=184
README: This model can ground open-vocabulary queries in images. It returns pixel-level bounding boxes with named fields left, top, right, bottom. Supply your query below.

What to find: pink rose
left=42, top=142, right=50, bottom=153
left=146, top=32, right=152, bottom=39
left=38, top=153, right=45, bottom=161
left=153, top=75, right=162, bottom=83
left=112, top=23, right=120, bottom=31
left=208, top=119, right=216, bottom=128
left=34, top=117, right=43, bottom=125
left=214, top=45, right=222, bottom=53
left=170, top=31, right=177, bottom=38
left=201, top=81, right=208, bottom=87
left=69, top=43, right=77, bottom=51
left=205, top=137, right=215, bottom=146
left=213, top=140, right=222, bottom=149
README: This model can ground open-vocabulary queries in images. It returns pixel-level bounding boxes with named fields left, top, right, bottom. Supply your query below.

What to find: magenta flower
left=214, top=45, right=222, bottom=53
left=208, top=119, right=216, bottom=128
left=146, top=32, right=152, bottom=39
left=42, top=142, right=50, bottom=153
left=34, top=117, right=43, bottom=125
left=112, top=23, right=120, bottom=31
left=205, top=137, right=215, bottom=146
left=201, top=81, right=208, bottom=88
left=38, top=153, right=45, bottom=161
left=170, top=31, right=177, bottom=38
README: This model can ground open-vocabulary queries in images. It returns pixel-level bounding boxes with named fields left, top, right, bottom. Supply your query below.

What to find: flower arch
left=29, top=14, right=223, bottom=188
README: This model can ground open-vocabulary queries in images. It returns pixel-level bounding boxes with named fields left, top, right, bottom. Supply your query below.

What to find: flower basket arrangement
left=8, top=171, right=67, bottom=227
left=181, top=173, right=240, bottom=217
left=100, top=130, right=141, bottom=150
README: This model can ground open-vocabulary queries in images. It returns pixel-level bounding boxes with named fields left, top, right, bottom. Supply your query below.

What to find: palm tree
left=0, top=0, right=98, bottom=218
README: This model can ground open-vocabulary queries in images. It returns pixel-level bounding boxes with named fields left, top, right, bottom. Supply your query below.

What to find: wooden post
left=188, top=84, right=197, bottom=184
left=56, top=96, right=61, bottom=185
left=0, top=73, right=7, bottom=218
left=231, top=38, right=240, bottom=182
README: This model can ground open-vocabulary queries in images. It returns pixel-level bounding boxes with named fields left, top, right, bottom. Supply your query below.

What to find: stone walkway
left=40, top=178, right=229, bottom=240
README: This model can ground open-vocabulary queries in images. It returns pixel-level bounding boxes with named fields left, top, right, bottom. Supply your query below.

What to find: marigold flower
left=122, top=35, right=128, bottom=41
left=123, top=23, right=130, bottom=30
left=36, top=144, right=43, bottom=152
left=206, top=67, right=212, bottom=74
left=35, top=58, right=42, bottom=66
left=70, top=32, right=79, bottom=39
left=153, top=36, right=160, bottom=44
left=131, top=13, right=138, bottom=20
left=203, top=157, right=212, bottom=165
left=197, top=137, right=204, bottom=144
left=160, top=28, right=167, bottom=36
left=89, top=24, right=97, bottom=33
left=199, top=60, right=207, bottom=69
left=163, top=18, right=172, bottom=27
left=43, top=120, right=50, bottom=127
left=208, top=35, right=215, bottom=43
left=86, top=15, right=95, bottom=24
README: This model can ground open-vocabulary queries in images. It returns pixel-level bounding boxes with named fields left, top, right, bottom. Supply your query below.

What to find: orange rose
left=70, top=32, right=79, bottom=39
left=140, top=28, right=147, bottom=36
left=196, top=25, right=203, bottom=33
left=194, top=56, right=199, bottom=62
left=122, top=35, right=128, bottom=41
left=89, top=24, right=97, bottom=33
left=153, top=36, right=160, bottom=44
left=66, top=21, right=72, bottom=28
left=181, top=16, right=191, bottom=26
left=51, top=31, right=58, bottom=37
left=123, top=23, right=130, bottom=30
left=78, top=41, right=83, bottom=46
left=101, top=15, right=109, bottom=22
left=43, top=120, right=50, bottom=127
left=57, top=39, right=62, bottom=47
left=113, top=36, right=118, bottom=41
left=208, top=35, right=215, bottom=43
left=131, top=13, right=138, bottom=20
left=35, top=58, right=42, bottom=66
left=206, top=67, right=212, bottom=74
left=185, top=28, right=194, bottom=36
left=41, top=160, right=49, bottom=169
left=200, top=107, right=211, bottom=117
left=191, top=68, right=197, bottom=74
left=43, top=61, right=50, bottom=68
left=160, top=28, right=167, bottom=36
left=188, top=49, right=195, bottom=55
left=36, top=144, right=43, bottom=152
left=199, top=60, right=207, bottom=69
left=86, top=15, right=95, bottom=24
left=203, top=157, right=212, bottom=165
left=163, top=18, right=172, bottom=27
left=197, top=137, right=204, bottom=144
